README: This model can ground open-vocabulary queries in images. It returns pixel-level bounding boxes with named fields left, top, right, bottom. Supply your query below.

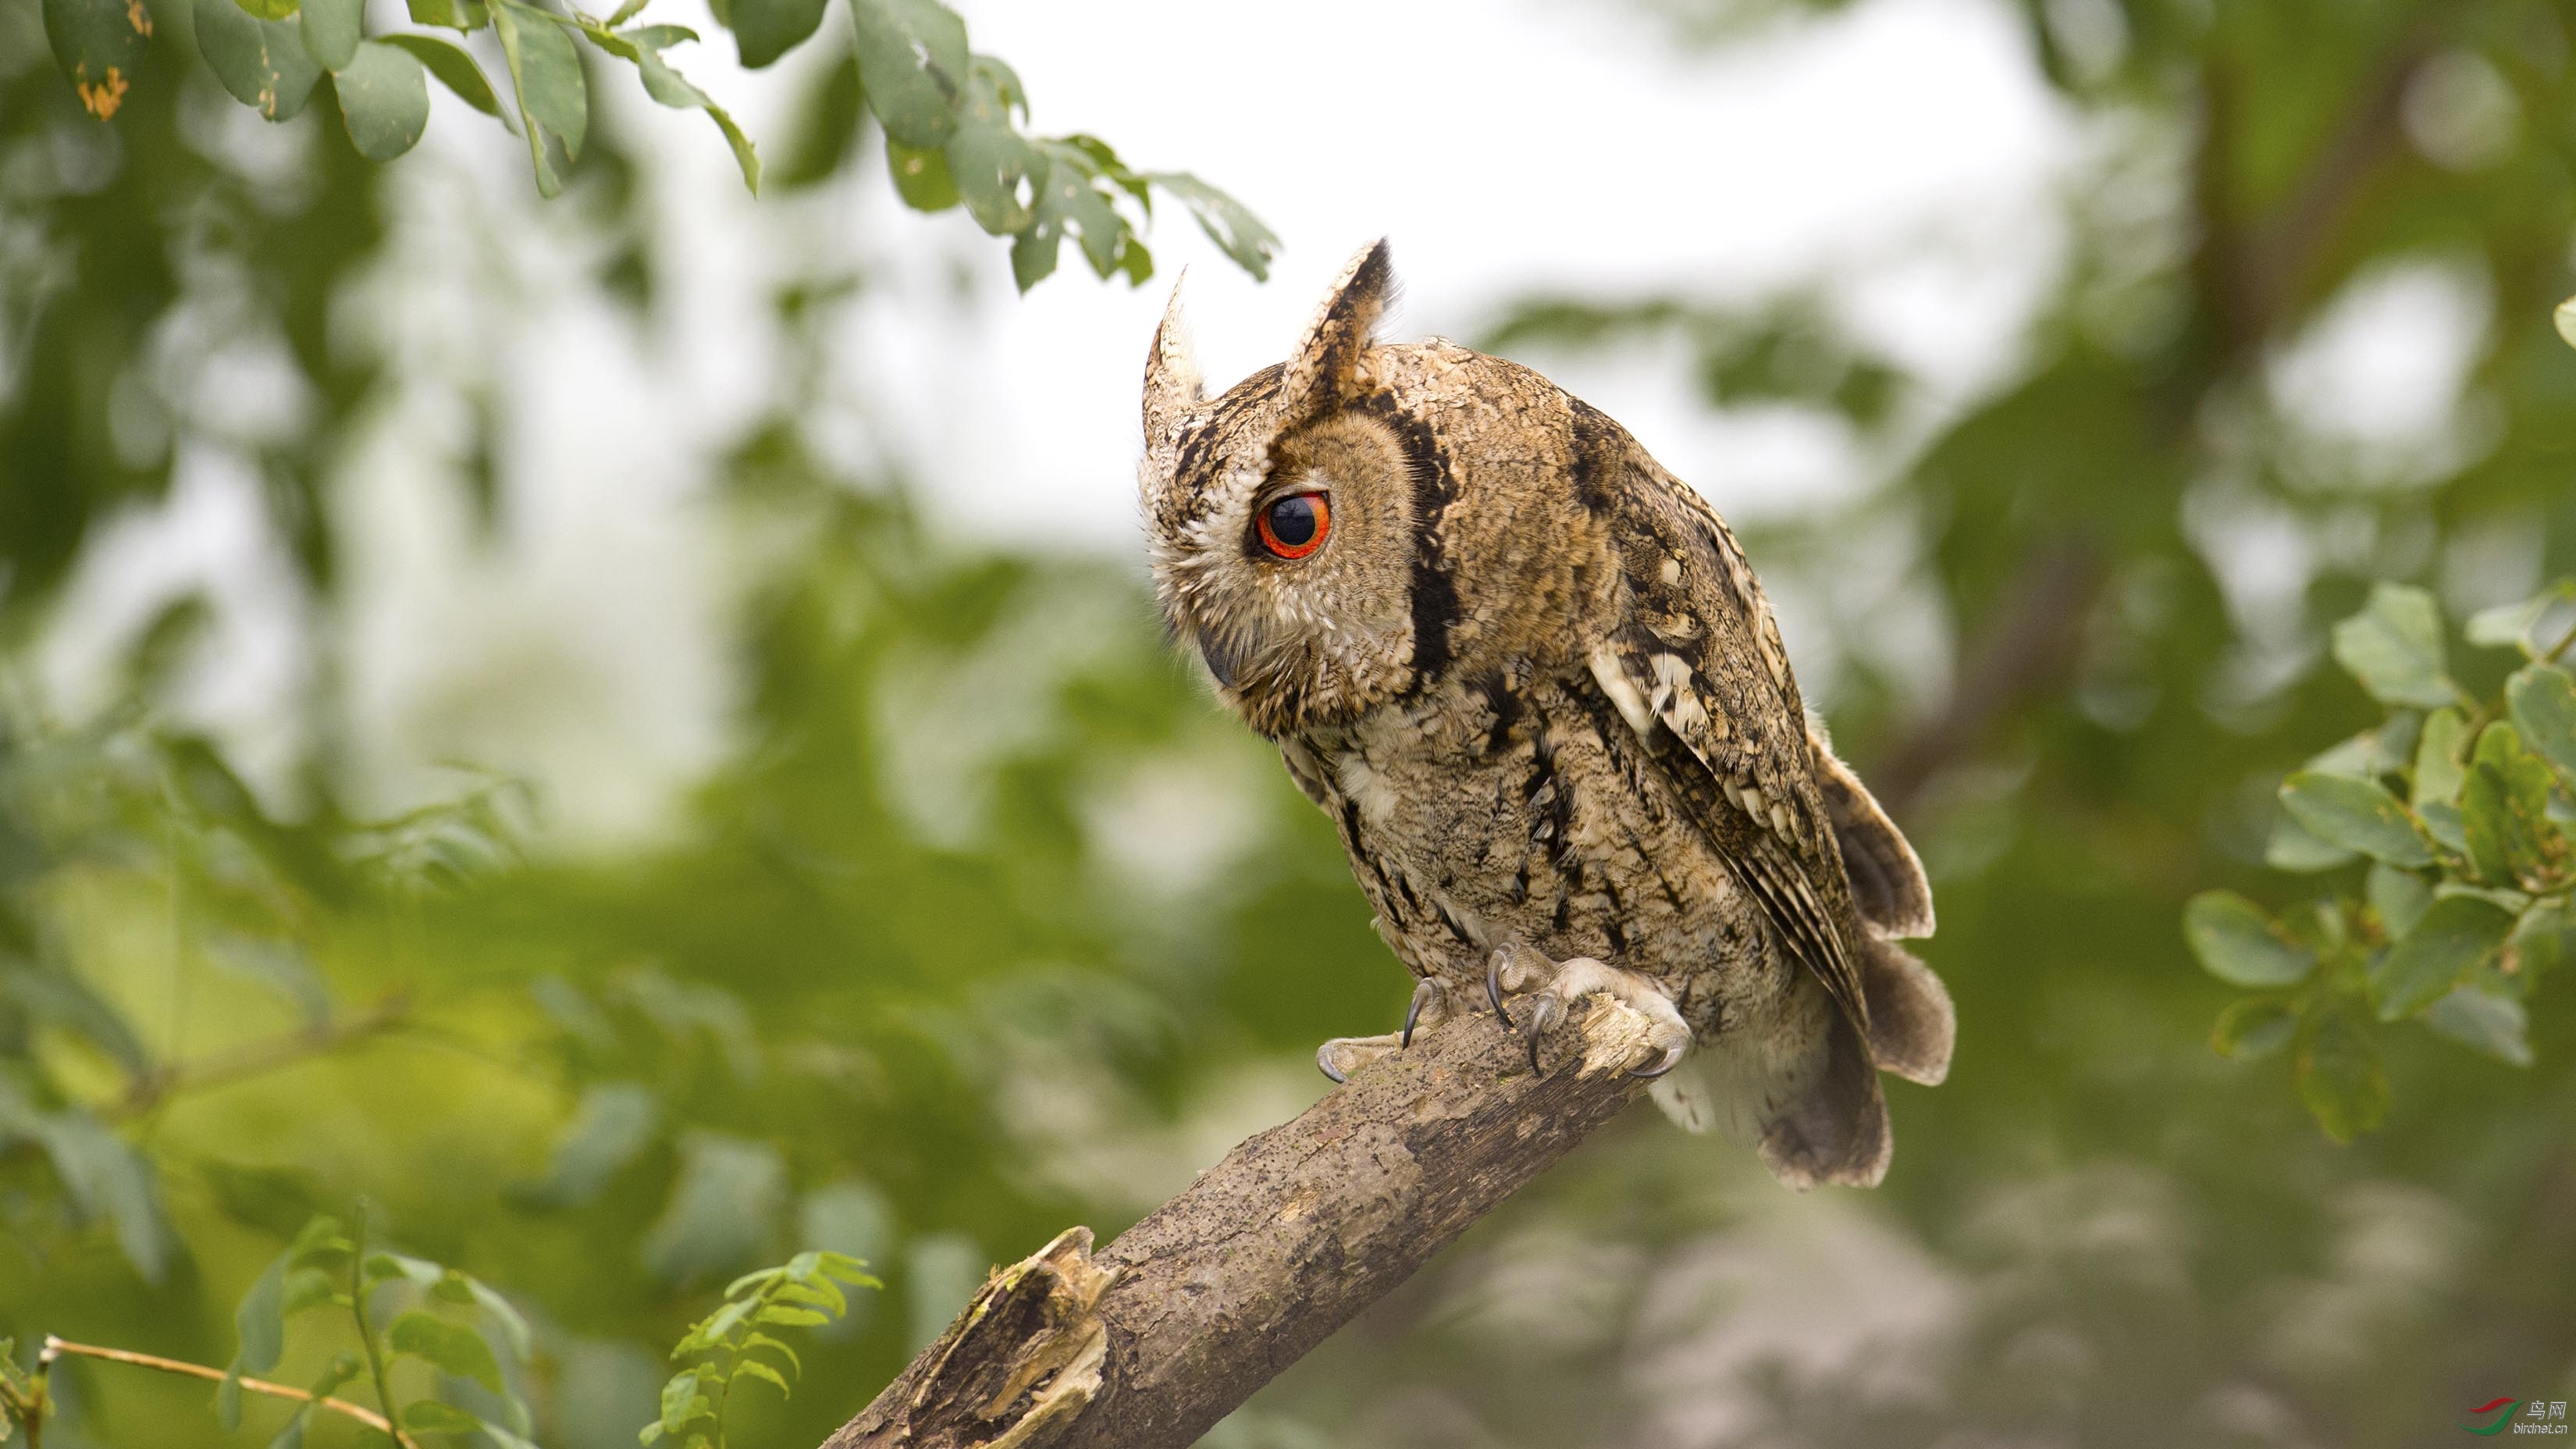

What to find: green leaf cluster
left=216, top=1207, right=539, bottom=1448
left=34, top=0, right=1272, bottom=289
left=646, top=1251, right=879, bottom=1449
left=2187, top=582, right=2576, bottom=1137
left=847, top=0, right=1274, bottom=288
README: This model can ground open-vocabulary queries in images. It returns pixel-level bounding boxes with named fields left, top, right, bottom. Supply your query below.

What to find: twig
left=39, top=1337, right=412, bottom=1444
left=350, top=1205, right=418, bottom=1449
left=822, top=995, right=1664, bottom=1449
left=104, top=992, right=411, bottom=1124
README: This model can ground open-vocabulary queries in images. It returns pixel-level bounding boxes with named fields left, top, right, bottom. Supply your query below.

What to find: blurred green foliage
left=37, top=0, right=1276, bottom=289
left=2186, top=582, right=2576, bottom=1140
left=4, top=0, right=2576, bottom=1446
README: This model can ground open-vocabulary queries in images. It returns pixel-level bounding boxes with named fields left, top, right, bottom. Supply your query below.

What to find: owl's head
left=1136, top=240, right=1429, bottom=738
left=1142, top=240, right=1613, bottom=740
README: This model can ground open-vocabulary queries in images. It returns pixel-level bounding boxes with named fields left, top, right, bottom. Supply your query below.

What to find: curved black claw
left=1316, top=1046, right=1348, bottom=1084
left=1626, top=1045, right=1688, bottom=1080
left=1486, top=955, right=1512, bottom=1031
left=1526, top=1025, right=1546, bottom=1077
left=1523, top=995, right=1564, bottom=1077
left=1400, top=979, right=1437, bottom=1048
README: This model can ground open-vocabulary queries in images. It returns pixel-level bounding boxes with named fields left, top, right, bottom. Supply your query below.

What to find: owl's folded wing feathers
left=1582, top=460, right=1873, bottom=1039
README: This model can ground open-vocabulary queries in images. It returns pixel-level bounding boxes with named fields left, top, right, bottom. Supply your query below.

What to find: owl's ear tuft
left=1142, top=272, right=1205, bottom=475
left=1283, top=238, right=1394, bottom=417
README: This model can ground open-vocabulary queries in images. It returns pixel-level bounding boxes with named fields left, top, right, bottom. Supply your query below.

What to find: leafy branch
left=648, top=1251, right=879, bottom=1449
left=2186, top=580, right=2576, bottom=1139
left=216, top=1208, right=539, bottom=1448
left=38, top=0, right=1275, bottom=288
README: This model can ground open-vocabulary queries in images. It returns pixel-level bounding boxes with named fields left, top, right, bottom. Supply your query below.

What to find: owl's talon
left=1400, top=978, right=1440, bottom=1048
left=1628, top=1043, right=1688, bottom=1079
left=1485, top=954, right=1512, bottom=1032
left=1523, top=992, right=1566, bottom=1075
left=1317, top=1046, right=1349, bottom=1084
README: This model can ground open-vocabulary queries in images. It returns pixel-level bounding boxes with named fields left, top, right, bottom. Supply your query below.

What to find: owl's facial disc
left=1160, top=411, right=1420, bottom=735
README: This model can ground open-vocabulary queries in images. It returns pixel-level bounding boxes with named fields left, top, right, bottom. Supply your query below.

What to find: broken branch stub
left=824, top=997, right=1659, bottom=1449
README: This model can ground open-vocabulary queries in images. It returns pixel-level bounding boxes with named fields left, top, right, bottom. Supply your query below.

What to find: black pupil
left=1268, top=495, right=1319, bottom=548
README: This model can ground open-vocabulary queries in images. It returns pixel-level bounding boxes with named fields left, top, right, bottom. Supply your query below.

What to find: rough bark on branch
left=823, top=996, right=1663, bottom=1449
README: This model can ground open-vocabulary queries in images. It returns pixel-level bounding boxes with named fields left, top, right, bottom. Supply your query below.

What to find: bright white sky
left=47, top=0, right=2097, bottom=835
left=837, top=0, right=2076, bottom=546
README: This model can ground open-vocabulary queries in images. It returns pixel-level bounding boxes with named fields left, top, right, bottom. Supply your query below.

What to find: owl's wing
left=1808, top=724, right=1934, bottom=940
left=1583, top=455, right=1871, bottom=1035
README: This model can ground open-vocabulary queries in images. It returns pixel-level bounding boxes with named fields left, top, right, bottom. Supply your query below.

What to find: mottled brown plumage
left=1138, top=241, right=1953, bottom=1188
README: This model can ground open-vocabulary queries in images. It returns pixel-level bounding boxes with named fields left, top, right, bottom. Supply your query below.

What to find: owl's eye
left=1257, top=491, right=1331, bottom=561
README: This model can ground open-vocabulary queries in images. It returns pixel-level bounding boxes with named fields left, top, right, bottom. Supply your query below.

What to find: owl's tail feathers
left=1648, top=1013, right=1894, bottom=1190
left=1860, top=938, right=1954, bottom=1087
left=1756, top=1014, right=1892, bottom=1190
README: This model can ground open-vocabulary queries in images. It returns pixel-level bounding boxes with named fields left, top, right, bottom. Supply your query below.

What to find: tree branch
left=823, top=995, right=1665, bottom=1449
left=102, top=991, right=411, bottom=1124
left=40, top=1337, right=418, bottom=1447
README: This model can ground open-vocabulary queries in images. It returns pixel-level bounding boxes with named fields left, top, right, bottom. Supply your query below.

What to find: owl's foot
left=1488, top=942, right=1691, bottom=1079
left=1317, top=978, right=1451, bottom=1083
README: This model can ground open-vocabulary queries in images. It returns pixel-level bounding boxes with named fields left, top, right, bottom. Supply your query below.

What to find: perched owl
left=1137, top=241, right=1953, bottom=1189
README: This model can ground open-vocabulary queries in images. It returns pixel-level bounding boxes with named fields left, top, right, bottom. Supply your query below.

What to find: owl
left=1137, top=241, right=1953, bottom=1189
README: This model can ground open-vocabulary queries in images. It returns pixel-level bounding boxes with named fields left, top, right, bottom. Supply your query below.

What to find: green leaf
left=492, top=0, right=585, bottom=196
left=2371, top=893, right=2515, bottom=1020
left=726, top=0, right=823, bottom=67
left=476, top=1418, right=543, bottom=1449
left=2294, top=1006, right=2389, bottom=1143
left=0, top=967, right=152, bottom=1077
left=365, top=1250, right=443, bottom=1284
left=1146, top=171, right=1277, bottom=281
left=2183, top=891, right=2314, bottom=987
left=2264, top=810, right=2356, bottom=871
left=400, top=1401, right=486, bottom=1434
left=297, top=0, right=359, bottom=69
left=268, top=1409, right=311, bottom=1449
left=2278, top=771, right=2432, bottom=867
left=659, top=1371, right=716, bottom=1432
left=643, top=1134, right=787, bottom=1286
left=515, top=1081, right=658, bottom=1207
left=946, top=56, right=1039, bottom=237
left=582, top=25, right=759, bottom=193
left=234, top=0, right=299, bottom=23
left=333, top=41, right=430, bottom=159
left=2507, top=664, right=2576, bottom=778
left=279, top=1265, right=339, bottom=1315
left=2423, top=987, right=2532, bottom=1066
left=2411, top=707, right=2468, bottom=806
left=223, top=1249, right=290, bottom=1429
left=378, top=34, right=512, bottom=129
left=2330, top=582, right=2455, bottom=709
left=194, top=0, right=322, bottom=119
left=753, top=1305, right=831, bottom=1326
left=406, top=0, right=487, bottom=30
left=845, top=0, right=965, bottom=149
left=2418, top=799, right=2469, bottom=855
left=739, top=1332, right=801, bottom=1375
left=1009, top=140, right=1132, bottom=291
left=734, top=1358, right=793, bottom=1397
left=462, top=1275, right=534, bottom=1361
left=886, top=137, right=959, bottom=212
left=2211, top=999, right=2296, bottom=1061
left=36, top=1113, right=173, bottom=1282
left=387, top=1312, right=504, bottom=1395
left=2460, top=721, right=2569, bottom=891
left=42, top=0, right=154, bottom=119
left=2365, top=862, right=2432, bottom=939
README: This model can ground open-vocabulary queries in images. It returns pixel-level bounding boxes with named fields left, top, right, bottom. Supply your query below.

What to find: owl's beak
left=1195, top=630, right=1244, bottom=691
